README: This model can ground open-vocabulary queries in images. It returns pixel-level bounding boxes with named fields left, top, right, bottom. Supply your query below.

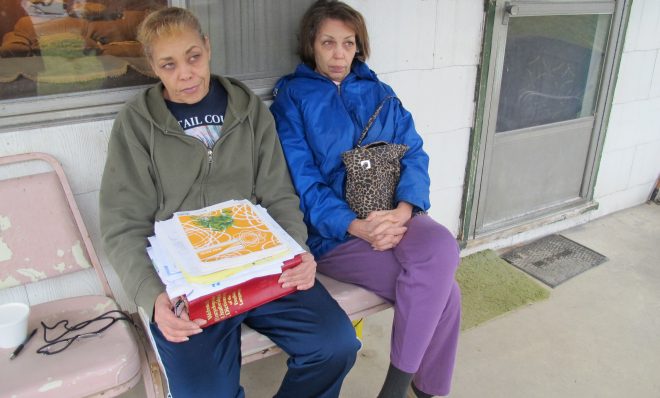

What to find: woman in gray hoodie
left=99, top=7, right=359, bottom=398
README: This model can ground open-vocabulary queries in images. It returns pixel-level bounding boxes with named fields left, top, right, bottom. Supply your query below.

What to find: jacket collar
left=274, top=60, right=378, bottom=95
left=296, top=60, right=376, bottom=81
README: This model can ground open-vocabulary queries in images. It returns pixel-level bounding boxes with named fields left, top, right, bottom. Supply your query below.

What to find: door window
left=496, top=14, right=612, bottom=132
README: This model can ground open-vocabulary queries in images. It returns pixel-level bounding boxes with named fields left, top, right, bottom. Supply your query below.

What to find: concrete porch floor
left=240, top=203, right=660, bottom=397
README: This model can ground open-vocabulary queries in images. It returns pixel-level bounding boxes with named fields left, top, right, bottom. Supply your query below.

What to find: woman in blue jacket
left=270, top=1, right=461, bottom=397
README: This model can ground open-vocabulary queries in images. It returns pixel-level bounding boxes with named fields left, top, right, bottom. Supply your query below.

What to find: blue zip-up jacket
left=271, top=61, right=430, bottom=258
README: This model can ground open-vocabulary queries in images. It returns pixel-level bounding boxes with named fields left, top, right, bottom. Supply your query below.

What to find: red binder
left=187, top=254, right=302, bottom=327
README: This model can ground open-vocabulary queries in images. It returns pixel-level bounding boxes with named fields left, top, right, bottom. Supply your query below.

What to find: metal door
left=471, top=0, right=621, bottom=235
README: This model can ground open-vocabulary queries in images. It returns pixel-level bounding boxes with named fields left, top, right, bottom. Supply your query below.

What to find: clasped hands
left=348, top=202, right=413, bottom=251
left=154, top=252, right=317, bottom=342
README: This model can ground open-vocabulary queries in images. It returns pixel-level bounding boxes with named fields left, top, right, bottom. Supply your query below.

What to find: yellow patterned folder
left=155, top=200, right=291, bottom=278
left=178, top=201, right=282, bottom=263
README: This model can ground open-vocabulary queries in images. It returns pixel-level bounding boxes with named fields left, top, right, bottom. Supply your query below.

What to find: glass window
left=0, top=0, right=311, bottom=129
left=0, top=0, right=165, bottom=100
left=496, top=14, right=612, bottom=133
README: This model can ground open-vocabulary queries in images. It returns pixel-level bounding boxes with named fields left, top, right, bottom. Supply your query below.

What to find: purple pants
left=317, top=215, right=461, bottom=396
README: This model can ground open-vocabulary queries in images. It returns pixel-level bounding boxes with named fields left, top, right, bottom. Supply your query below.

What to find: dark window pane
left=496, top=14, right=612, bottom=133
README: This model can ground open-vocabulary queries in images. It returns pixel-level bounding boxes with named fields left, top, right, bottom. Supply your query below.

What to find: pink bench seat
left=1, top=296, right=142, bottom=398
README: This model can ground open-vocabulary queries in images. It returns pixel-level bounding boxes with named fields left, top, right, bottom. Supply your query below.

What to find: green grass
left=457, top=249, right=550, bottom=331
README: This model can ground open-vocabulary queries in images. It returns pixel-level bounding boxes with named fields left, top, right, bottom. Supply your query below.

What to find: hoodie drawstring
left=248, top=117, right=257, bottom=202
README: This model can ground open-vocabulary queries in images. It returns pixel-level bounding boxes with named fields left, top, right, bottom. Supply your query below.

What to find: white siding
left=348, top=0, right=437, bottom=73
left=594, top=0, right=660, bottom=217
left=614, top=50, right=657, bottom=103
left=347, top=0, right=483, bottom=233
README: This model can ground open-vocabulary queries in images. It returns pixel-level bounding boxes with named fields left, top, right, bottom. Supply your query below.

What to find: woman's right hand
left=347, top=217, right=407, bottom=250
left=154, top=292, right=206, bottom=343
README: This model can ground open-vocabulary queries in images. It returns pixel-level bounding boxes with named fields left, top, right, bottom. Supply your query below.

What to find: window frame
left=0, top=79, right=275, bottom=132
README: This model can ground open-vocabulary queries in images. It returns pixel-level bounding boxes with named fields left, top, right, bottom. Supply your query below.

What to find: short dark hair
left=298, top=0, right=370, bottom=69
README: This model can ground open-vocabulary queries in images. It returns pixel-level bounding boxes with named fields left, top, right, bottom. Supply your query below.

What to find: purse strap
left=355, top=95, right=397, bottom=147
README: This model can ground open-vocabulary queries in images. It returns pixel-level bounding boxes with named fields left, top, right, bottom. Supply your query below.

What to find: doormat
left=457, top=249, right=550, bottom=330
left=501, top=234, right=607, bottom=288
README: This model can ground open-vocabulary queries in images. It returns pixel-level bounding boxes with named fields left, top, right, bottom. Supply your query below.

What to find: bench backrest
left=0, top=152, right=112, bottom=298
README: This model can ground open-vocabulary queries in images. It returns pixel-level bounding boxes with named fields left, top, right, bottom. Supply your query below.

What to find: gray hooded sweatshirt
left=100, top=75, right=307, bottom=318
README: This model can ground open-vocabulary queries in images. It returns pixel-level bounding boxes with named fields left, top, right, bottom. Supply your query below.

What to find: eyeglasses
left=36, top=310, right=133, bottom=355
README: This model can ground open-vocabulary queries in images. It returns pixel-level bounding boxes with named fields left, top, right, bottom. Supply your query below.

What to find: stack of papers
left=148, top=199, right=304, bottom=301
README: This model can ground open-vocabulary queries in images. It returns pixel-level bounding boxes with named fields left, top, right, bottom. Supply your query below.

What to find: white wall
left=347, top=0, right=484, bottom=235
left=593, top=0, right=660, bottom=215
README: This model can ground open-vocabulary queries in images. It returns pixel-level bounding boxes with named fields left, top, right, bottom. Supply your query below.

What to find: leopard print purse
left=342, top=96, right=409, bottom=219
